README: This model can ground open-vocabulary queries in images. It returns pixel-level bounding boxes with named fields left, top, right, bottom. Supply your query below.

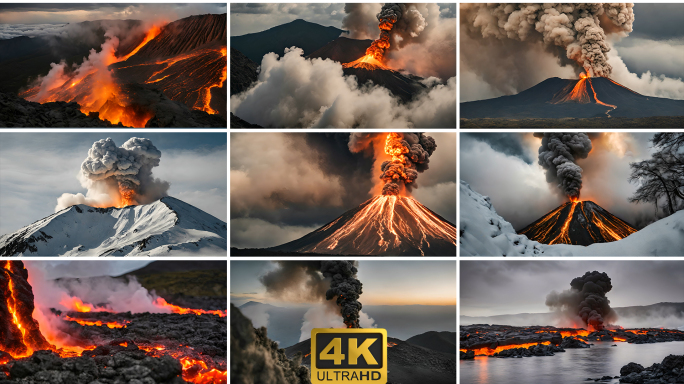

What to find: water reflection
left=460, top=341, right=684, bottom=384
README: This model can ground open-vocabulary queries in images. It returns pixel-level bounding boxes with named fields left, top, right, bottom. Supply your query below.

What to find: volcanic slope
left=269, top=196, right=457, bottom=256
left=460, top=180, right=684, bottom=256
left=112, top=13, right=227, bottom=119
left=285, top=336, right=456, bottom=384
left=518, top=201, right=637, bottom=246
left=0, top=197, right=227, bottom=256
left=460, top=77, right=684, bottom=119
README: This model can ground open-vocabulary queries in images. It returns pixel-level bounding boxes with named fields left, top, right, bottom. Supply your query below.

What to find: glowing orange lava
left=387, top=342, right=398, bottom=347
left=59, top=297, right=114, bottom=313
left=343, top=10, right=396, bottom=69
left=153, top=297, right=227, bottom=317
left=64, top=316, right=129, bottom=329
left=548, top=201, right=578, bottom=245
left=460, top=342, right=551, bottom=356
left=119, top=25, right=162, bottom=62
left=3, top=261, right=33, bottom=359
left=118, top=187, right=136, bottom=208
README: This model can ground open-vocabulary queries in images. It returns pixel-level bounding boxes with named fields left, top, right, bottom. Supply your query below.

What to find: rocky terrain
left=230, top=48, right=258, bottom=96
left=0, top=92, right=122, bottom=127
left=618, top=355, right=684, bottom=384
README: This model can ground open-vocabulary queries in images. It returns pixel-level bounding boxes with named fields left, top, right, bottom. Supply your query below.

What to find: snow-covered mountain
left=0, top=197, right=227, bottom=256
left=460, top=180, right=684, bottom=256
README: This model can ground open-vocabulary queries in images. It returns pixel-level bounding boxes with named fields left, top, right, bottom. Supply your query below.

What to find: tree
left=628, top=133, right=684, bottom=216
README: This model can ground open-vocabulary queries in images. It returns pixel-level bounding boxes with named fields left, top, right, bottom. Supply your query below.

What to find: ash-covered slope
left=0, top=197, right=227, bottom=256
left=307, top=37, right=372, bottom=64
left=518, top=201, right=637, bottom=246
left=407, top=331, right=456, bottom=355
left=269, top=196, right=457, bottom=256
left=460, top=180, right=684, bottom=256
left=461, top=77, right=684, bottom=119
left=285, top=336, right=456, bottom=384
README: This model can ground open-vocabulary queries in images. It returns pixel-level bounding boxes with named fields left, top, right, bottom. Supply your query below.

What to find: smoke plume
left=535, top=133, right=592, bottom=200
left=349, top=133, right=437, bottom=196
left=56, top=137, right=170, bottom=210
left=461, top=3, right=634, bottom=78
left=546, top=270, right=618, bottom=330
left=259, top=261, right=367, bottom=331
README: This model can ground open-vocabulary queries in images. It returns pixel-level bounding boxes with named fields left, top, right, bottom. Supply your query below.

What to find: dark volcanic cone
left=269, top=196, right=457, bottom=256
left=461, top=76, right=684, bottom=119
left=518, top=201, right=637, bottom=246
left=0, top=261, right=52, bottom=359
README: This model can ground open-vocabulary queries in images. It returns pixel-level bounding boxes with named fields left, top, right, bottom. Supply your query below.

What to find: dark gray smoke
left=259, top=261, right=363, bottom=328
left=546, top=270, right=618, bottom=330
left=380, top=133, right=437, bottom=195
left=461, top=3, right=634, bottom=78
left=535, top=133, right=592, bottom=200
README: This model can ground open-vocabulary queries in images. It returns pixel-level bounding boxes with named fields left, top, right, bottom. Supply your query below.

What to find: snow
left=460, top=180, right=684, bottom=256
left=0, top=197, right=227, bottom=256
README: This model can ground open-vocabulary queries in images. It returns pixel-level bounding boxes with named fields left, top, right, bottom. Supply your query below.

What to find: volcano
left=268, top=195, right=457, bottom=256
left=9, top=13, right=227, bottom=127
left=460, top=76, right=684, bottom=120
left=0, top=197, right=227, bottom=256
left=518, top=201, right=637, bottom=246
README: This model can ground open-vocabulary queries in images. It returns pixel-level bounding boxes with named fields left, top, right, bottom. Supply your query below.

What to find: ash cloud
left=536, top=133, right=592, bottom=200
left=546, top=270, right=618, bottom=330
left=259, top=261, right=373, bottom=341
left=56, top=137, right=169, bottom=211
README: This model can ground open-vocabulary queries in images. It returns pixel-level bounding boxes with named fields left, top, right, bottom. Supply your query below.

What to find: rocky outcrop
left=619, top=355, right=684, bottom=384
left=230, top=48, right=258, bottom=96
left=0, top=92, right=123, bottom=127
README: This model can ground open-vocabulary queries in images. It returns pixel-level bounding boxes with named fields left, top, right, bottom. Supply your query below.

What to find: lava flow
left=1, top=261, right=227, bottom=383
left=519, top=200, right=637, bottom=246
left=551, top=72, right=617, bottom=112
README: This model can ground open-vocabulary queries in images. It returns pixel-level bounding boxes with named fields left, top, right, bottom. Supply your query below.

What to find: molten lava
left=519, top=200, right=637, bottom=246
left=118, top=186, right=136, bottom=208
left=153, top=297, right=227, bottom=317
left=63, top=316, right=129, bottom=329
left=551, top=72, right=617, bottom=113
left=119, top=25, right=163, bottom=62
left=342, top=54, right=392, bottom=71
left=59, top=296, right=115, bottom=313
left=459, top=342, right=551, bottom=356
left=342, top=8, right=396, bottom=70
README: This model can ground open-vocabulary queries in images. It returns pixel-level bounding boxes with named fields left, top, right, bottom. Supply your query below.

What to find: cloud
left=0, top=23, right=68, bottom=39
left=230, top=218, right=319, bottom=249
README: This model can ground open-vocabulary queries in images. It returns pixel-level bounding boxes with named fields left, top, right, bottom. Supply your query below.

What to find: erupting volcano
left=265, top=132, right=456, bottom=256
left=11, top=13, right=227, bottom=127
left=519, top=200, right=637, bottom=246
left=342, top=4, right=400, bottom=71
left=0, top=261, right=227, bottom=383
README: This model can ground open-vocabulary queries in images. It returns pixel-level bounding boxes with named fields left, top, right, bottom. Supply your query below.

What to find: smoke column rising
left=461, top=3, right=634, bottom=78
left=546, top=270, right=618, bottom=330
left=536, top=133, right=592, bottom=200
left=56, top=137, right=170, bottom=210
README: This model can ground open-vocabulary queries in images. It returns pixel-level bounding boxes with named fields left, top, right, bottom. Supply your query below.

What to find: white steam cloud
left=231, top=48, right=455, bottom=128
left=55, top=137, right=169, bottom=211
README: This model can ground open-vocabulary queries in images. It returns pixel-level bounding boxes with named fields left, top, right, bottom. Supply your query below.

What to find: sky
left=24, top=260, right=152, bottom=280
left=230, top=132, right=457, bottom=249
left=0, top=132, right=227, bottom=235
left=460, top=260, right=684, bottom=317
left=230, top=260, right=457, bottom=307
left=230, top=3, right=456, bottom=36
left=460, top=3, right=684, bottom=101
left=0, top=3, right=226, bottom=39
left=460, top=132, right=659, bottom=231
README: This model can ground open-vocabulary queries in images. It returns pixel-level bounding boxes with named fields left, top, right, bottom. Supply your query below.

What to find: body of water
left=460, top=341, right=684, bottom=384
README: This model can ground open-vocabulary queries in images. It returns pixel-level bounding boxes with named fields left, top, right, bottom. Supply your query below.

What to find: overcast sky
left=461, top=260, right=684, bottom=317
left=0, top=3, right=226, bottom=39
left=230, top=260, right=456, bottom=307
left=0, top=133, right=227, bottom=235
left=460, top=3, right=684, bottom=101
left=460, top=132, right=659, bottom=231
left=230, top=3, right=456, bottom=36
left=230, top=132, right=457, bottom=249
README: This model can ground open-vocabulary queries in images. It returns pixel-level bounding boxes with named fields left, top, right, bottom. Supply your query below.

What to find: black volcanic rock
left=0, top=92, right=124, bottom=127
left=518, top=200, right=637, bottom=246
left=493, top=344, right=565, bottom=358
left=307, top=37, right=372, bottom=63
left=231, top=19, right=345, bottom=64
left=619, top=355, right=684, bottom=384
left=230, top=47, right=258, bottom=95
left=461, top=76, right=684, bottom=119
left=407, top=331, right=456, bottom=355
left=560, top=337, right=590, bottom=349
left=231, top=304, right=311, bottom=384
left=268, top=196, right=457, bottom=256
left=230, top=112, right=262, bottom=128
